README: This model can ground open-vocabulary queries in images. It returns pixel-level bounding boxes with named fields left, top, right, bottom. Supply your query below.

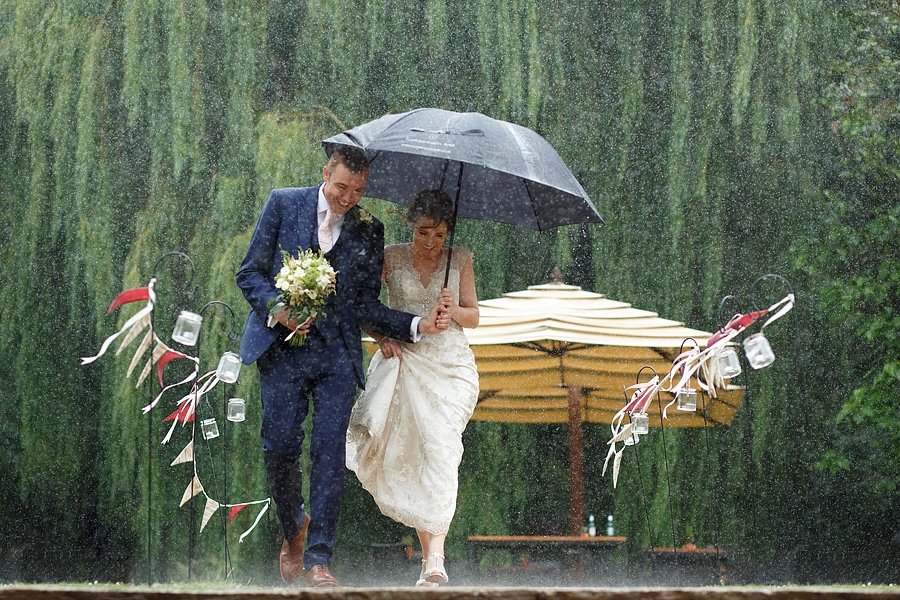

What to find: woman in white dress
left=346, top=189, right=480, bottom=587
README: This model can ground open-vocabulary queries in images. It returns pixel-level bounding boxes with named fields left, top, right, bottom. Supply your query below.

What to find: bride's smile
left=410, top=218, right=449, bottom=263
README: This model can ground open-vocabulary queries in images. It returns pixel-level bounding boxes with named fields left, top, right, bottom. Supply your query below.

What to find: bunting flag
left=201, top=497, right=220, bottom=532
left=180, top=476, right=204, bottom=507
left=125, top=328, right=155, bottom=379
left=107, top=287, right=151, bottom=313
left=170, top=441, right=194, bottom=466
left=156, top=349, right=196, bottom=387
left=118, top=315, right=152, bottom=360
left=229, top=504, right=249, bottom=523
left=162, top=397, right=195, bottom=445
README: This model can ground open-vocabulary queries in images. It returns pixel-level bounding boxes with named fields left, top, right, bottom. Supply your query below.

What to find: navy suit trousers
left=257, top=328, right=358, bottom=568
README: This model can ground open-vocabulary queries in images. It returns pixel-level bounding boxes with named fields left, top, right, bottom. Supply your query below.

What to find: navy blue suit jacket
left=236, top=186, right=415, bottom=387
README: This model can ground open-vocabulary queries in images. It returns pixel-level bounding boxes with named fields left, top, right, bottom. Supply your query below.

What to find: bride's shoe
left=416, top=559, right=439, bottom=587
left=424, top=553, right=448, bottom=585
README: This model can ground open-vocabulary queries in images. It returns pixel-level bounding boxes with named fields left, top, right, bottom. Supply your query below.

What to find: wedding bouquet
left=268, top=247, right=338, bottom=346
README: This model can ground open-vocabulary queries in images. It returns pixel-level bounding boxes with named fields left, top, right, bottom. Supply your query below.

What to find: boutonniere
left=354, top=208, right=374, bottom=225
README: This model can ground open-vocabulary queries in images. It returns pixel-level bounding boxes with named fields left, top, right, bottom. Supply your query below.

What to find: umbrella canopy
left=322, top=108, right=604, bottom=231
left=467, top=283, right=745, bottom=428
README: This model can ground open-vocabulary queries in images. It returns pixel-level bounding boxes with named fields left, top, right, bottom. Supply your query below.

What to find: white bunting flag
left=201, top=497, right=219, bottom=532
left=180, top=476, right=203, bottom=507
left=170, top=441, right=194, bottom=466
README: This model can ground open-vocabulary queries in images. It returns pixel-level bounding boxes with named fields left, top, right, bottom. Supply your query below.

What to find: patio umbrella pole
left=567, top=386, right=585, bottom=536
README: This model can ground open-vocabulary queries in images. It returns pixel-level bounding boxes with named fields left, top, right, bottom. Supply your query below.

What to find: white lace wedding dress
left=346, top=244, right=479, bottom=535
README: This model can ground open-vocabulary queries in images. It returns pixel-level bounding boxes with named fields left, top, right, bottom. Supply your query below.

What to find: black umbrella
left=322, top=108, right=604, bottom=283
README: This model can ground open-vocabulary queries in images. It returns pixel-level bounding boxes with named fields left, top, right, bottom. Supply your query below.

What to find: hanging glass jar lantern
left=716, top=346, right=742, bottom=379
left=216, top=351, right=242, bottom=383
left=676, top=387, right=697, bottom=412
left=743, top=332, right=775, bottom=370
left=226, top=397, right=246, bottom=423
left=172, top=310, right=203, bottom=346
left=631, top=412, right=650, bottom=435
left=201, top=417, right=219, bottom=440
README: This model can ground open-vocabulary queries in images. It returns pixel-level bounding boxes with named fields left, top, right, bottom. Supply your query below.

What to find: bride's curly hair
left=406, top=189, right=456, bottom=233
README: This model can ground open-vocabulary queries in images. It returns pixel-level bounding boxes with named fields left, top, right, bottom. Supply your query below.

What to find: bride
left=346, top=189, right=480, bottom=587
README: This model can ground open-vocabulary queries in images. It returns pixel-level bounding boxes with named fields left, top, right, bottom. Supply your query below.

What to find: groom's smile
left=322, top=161, right=368, bottom=215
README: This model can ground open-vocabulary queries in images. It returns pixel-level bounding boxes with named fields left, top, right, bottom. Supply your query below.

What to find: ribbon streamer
left=238, top=501, right=270, bottom=543
left=81, top=280, right=156, bottom=365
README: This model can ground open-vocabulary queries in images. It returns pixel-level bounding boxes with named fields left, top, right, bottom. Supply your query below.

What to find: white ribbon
left=238, top=501, right=270, bottom=543
left=80, top=280, right=156, bottom=365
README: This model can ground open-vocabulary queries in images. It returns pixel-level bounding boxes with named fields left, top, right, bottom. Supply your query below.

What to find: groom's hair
left=408, top=189, right=456, bottom=233
left=328, top=146, right=369, bottom=174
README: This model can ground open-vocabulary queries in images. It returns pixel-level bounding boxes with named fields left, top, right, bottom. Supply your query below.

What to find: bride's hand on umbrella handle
left=437, top=287, right=455, bottom=310
left=437, top=288, right=454, bottom=324
left=419, top=302, right=451, bottom=334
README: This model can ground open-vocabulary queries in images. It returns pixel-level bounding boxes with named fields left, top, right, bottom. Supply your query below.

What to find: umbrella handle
left=442, top=166, right=464, bottom=289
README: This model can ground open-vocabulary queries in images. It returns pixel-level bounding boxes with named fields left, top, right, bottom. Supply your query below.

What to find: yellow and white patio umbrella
left=466, top=282, right=744, bottom=428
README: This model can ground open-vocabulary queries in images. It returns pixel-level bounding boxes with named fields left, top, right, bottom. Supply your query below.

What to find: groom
left=236, top=146, right=450, bottom=587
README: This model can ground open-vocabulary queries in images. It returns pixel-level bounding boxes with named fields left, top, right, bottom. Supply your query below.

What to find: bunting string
left=80, top=277, right=271, bottom=543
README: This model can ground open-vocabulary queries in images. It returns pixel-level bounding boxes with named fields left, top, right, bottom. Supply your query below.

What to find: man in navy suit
left=236, top=146, right=449, bottom=587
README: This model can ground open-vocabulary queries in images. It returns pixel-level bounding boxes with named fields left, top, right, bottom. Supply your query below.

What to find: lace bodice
left=383, top=244, right=472, bottom=329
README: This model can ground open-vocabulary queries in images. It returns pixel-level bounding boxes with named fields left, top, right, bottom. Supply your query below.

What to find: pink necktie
left=318, top=209, right=333, bottom=253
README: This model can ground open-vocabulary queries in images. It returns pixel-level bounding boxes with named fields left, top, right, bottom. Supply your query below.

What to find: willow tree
left=0, top=0, right=866, bottom=584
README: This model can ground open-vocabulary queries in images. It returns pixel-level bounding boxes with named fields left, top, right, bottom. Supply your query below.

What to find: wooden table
left=643, top=545, right=731, bottom=585
left=467, top=535, right=628, bottom=584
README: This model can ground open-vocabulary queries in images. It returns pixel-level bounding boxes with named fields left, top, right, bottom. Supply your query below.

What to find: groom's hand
left=418, top=303, right=451, bottom=335
left=274, top=307, right=313, bottom=337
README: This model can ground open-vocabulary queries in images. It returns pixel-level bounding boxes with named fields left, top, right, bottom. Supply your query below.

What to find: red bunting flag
left=156, top=349, right=192, bottom=387
left=107, top=287, right=151, bottom=314
left=229, top=504, right=250, bottom=523
left=163, top=401, right=194, bottom=423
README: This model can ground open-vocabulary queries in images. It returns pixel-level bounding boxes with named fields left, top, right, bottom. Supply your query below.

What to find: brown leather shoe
left=279, top=514, right=310, bottom=584
left=305, top=564, right=339, bottom=588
